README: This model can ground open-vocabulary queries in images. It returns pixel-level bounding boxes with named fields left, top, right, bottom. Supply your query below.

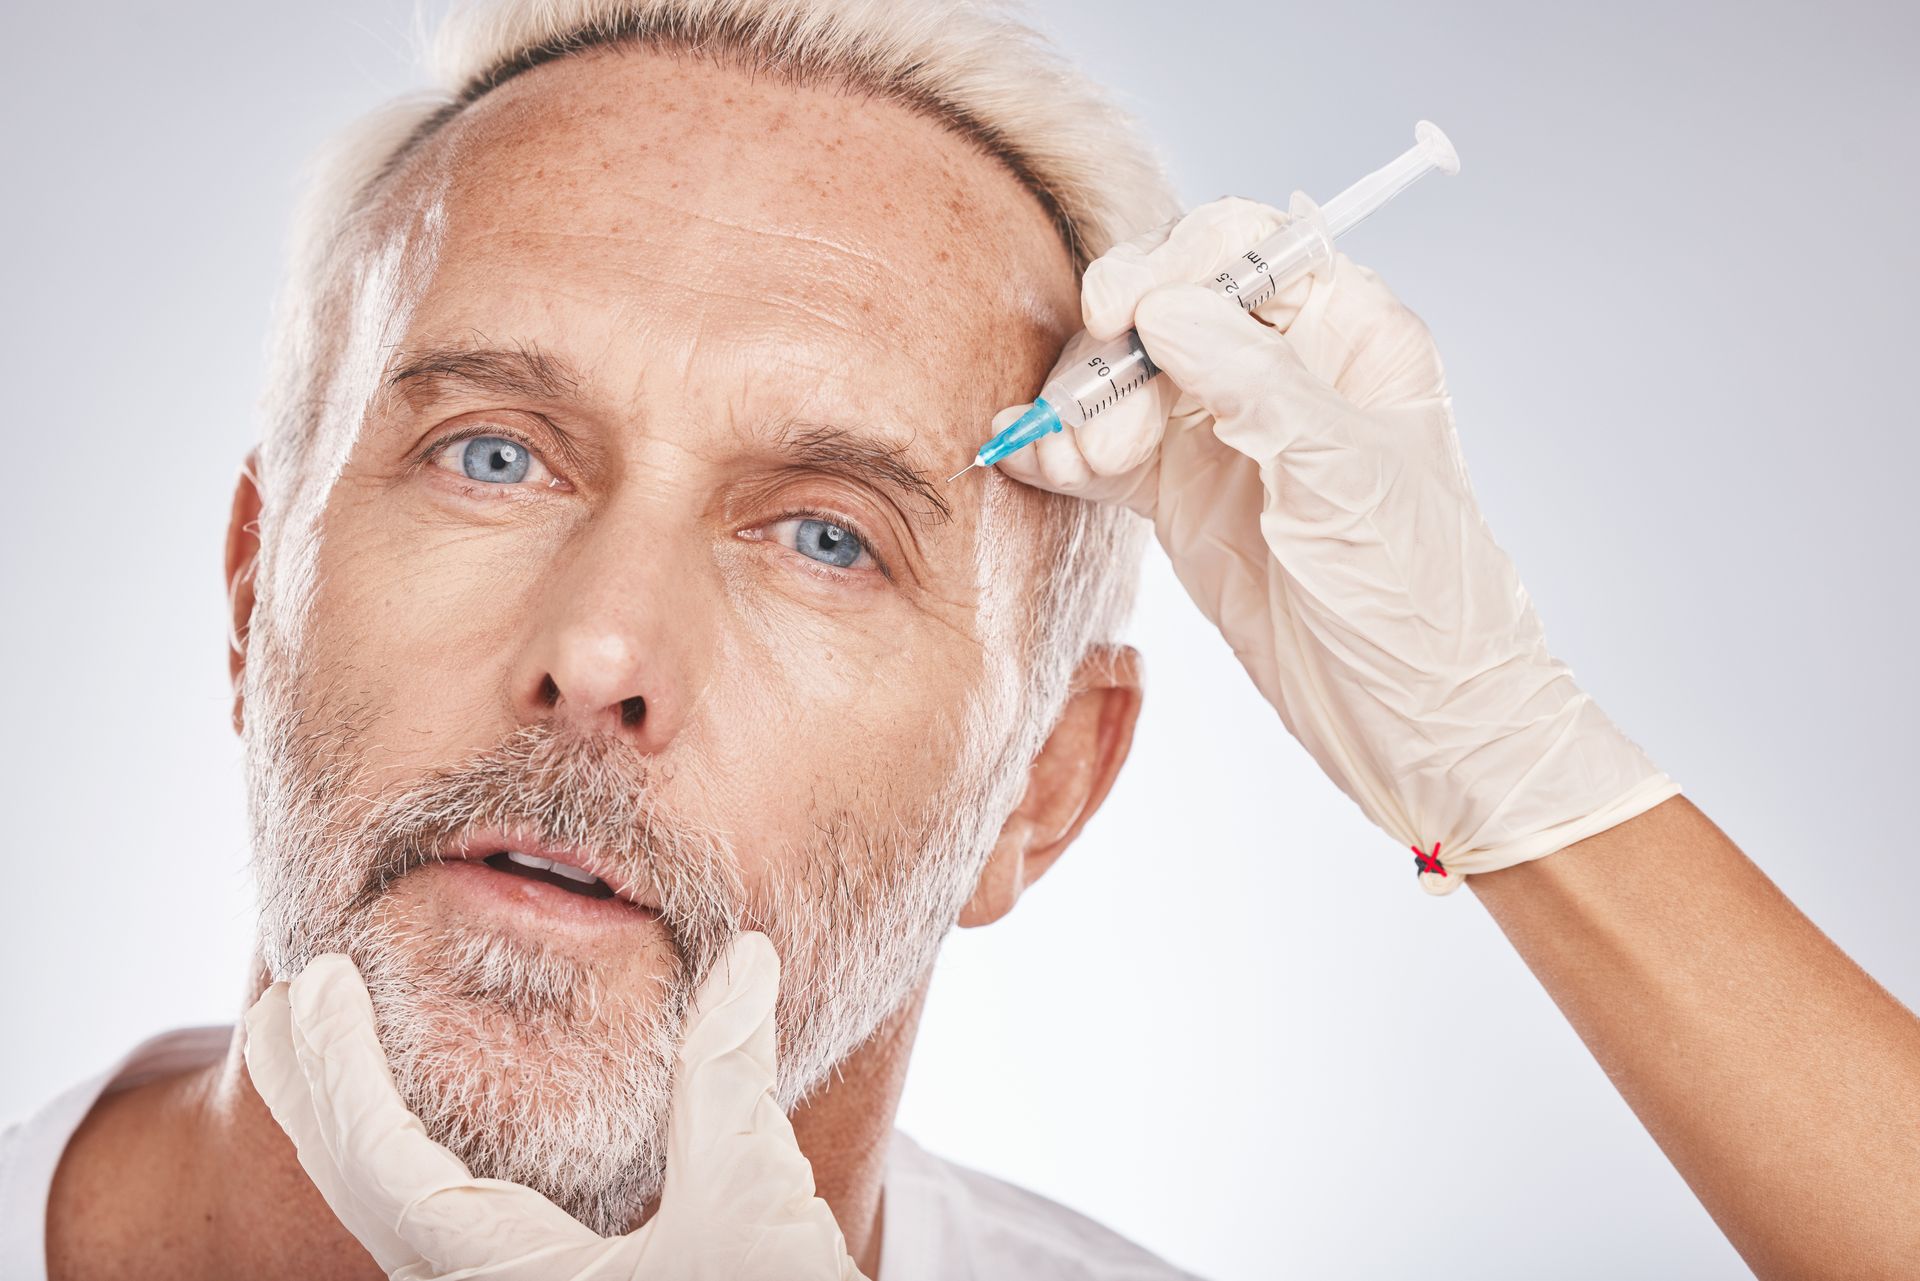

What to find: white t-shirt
left=1, top=1027, right=1201, bottom=1280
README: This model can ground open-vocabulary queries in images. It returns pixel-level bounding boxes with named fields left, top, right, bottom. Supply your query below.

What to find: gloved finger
left=992, top=386, right=1167, bottom=502
left=389, top=1179, right=606, bottom=1276
left=989, top=403, right=1083, bottom=491
left=1280, top=253, right=1447, bottom=408
left=1246, top=270, right=1318, bottom=333
left=284, top=954, right=598, bottom=1263
left=653, top=930, right=862, bottom=1278
left=245, top=981, right=419, bottom=1273
left=1029, top=420, right=1095, bottom=491
left=1135, top=279, right=1419, bottom=473
left=1105, top=211, right=1182, bottom=261
left=661, top=931, right=829, bottom=1227
left=1083, top=195, right=1289, bottom=341
left=1130, top=282, right=1322, bottom=425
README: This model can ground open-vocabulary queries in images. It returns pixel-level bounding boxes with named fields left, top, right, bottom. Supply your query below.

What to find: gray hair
left=253, top=0, right=1176, bottom=763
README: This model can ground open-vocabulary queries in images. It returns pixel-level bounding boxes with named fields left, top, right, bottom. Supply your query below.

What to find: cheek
left=689, top=579, right=987, bottom=881
left=722, top=568, right=984, bottom=762
left=301, top=479, right=562, bottom=775
left=326, top=530, right=547, bottom=641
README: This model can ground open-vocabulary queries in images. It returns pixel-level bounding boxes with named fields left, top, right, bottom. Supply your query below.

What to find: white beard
left=240, top=613, right=1012, bottom=1234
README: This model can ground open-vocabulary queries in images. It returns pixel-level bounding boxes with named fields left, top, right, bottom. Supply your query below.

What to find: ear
left=225, top=450, right=264, bottom=737
left=958, top=645, right=1143, bottom=928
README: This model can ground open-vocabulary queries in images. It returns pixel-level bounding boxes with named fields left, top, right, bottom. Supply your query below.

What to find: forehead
left=390, top=46, right=1080, bottom=455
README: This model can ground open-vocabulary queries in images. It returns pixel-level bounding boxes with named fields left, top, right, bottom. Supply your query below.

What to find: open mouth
left=481, top=850, right=617, bottom=900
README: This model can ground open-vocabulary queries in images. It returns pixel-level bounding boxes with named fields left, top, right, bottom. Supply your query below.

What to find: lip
left=437, top=825, right=662, bottom=913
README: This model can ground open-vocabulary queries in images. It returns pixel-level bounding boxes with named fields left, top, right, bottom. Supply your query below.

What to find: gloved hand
left=243, top=933, right=865, bottom=1280
left=998, top=196, right=1680, bottom=892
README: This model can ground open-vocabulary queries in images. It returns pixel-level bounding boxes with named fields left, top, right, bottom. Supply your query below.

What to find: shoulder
left=4, top=1027, right=232, bottom=1281
left=882, top=1131, right=1205, bottom=1281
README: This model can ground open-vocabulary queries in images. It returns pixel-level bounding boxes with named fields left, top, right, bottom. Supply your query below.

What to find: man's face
left=243, top=48, right=1083, bottom=1232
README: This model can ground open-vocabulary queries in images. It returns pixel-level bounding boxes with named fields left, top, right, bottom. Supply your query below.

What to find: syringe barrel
left=1037, top=193, right=1333, bottom=429
left=1215, top=191, right=1334, bottom=313
left=1041, top=330, right=1160, bottom=430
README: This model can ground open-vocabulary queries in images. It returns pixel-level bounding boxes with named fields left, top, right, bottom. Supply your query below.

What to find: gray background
left=4, top=2, right=1916, bottom=1277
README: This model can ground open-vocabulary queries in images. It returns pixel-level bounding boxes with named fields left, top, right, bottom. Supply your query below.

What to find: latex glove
left=243, top=933, right=865, bottom=1280
left=998, top=196, right=1680, bottom=893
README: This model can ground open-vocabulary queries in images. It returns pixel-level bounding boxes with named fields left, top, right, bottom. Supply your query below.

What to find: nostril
left=538, top=674, right=561, bottom=708
left=619, top=695, right=646, bottom=728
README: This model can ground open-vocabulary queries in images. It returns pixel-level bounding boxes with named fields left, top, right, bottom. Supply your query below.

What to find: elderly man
left=5, top=1, right=1919, bottom=1279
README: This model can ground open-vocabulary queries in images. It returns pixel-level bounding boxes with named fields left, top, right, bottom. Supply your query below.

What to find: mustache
left=337, top=723, right=745, bottom=975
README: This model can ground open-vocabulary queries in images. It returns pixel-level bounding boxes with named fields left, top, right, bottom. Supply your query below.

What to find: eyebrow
left=776, top=423, right=953, bottom=527
left=385, top=340, right=581, bottom=405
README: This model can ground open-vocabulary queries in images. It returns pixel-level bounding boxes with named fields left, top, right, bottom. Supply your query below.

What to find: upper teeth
left=504, top=850, right=600, bottom=884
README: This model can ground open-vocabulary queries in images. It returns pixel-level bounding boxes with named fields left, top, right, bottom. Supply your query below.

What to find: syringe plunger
left=1321, top=120, right=1460, bottom=239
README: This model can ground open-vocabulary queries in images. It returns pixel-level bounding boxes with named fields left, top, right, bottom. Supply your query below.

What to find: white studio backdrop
left=3, top=3, right=1915, bottom=1278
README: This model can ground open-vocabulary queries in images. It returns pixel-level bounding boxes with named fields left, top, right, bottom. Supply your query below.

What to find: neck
left=47, top=958, right=927, bottom=1281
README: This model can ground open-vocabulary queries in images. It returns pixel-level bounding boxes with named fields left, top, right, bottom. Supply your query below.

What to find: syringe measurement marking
left=1074, top=367, right=1154, bottom=418
left=1219, top=248, right=1275, bottom=311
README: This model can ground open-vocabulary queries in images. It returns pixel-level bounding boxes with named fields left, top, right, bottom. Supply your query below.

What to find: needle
left=945, top=461, right=983, bottom=483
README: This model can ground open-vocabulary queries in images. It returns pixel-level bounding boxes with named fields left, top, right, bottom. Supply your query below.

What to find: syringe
left=947, top=121, right=1460, bottom=482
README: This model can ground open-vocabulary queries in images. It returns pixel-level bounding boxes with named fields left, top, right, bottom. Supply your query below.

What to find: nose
left=512, top=518, right=706, bottom=752
left=535, top=628, right=657, bottom=738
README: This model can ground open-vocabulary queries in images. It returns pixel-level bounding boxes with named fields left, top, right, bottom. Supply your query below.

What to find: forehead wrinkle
left=449, top=226, right=885, bottom=346
left=565, top=190, right=894, bottom=275
left=448, top=158, right=899, bottom=275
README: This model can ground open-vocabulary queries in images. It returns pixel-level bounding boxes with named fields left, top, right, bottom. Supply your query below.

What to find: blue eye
left=460, top=436, right=532, bottom=483
left=789, top=518, right=866, bottom=568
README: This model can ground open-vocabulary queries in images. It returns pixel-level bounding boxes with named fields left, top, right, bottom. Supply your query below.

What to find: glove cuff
left=1416, top=772, right=1684, bottom=895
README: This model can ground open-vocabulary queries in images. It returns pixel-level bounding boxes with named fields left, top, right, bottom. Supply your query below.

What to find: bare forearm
left=1469, top=795, right=1920, bottom=1279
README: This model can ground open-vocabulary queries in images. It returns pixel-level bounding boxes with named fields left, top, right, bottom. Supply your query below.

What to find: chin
left=353, top=918, right=689, bottom=1234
